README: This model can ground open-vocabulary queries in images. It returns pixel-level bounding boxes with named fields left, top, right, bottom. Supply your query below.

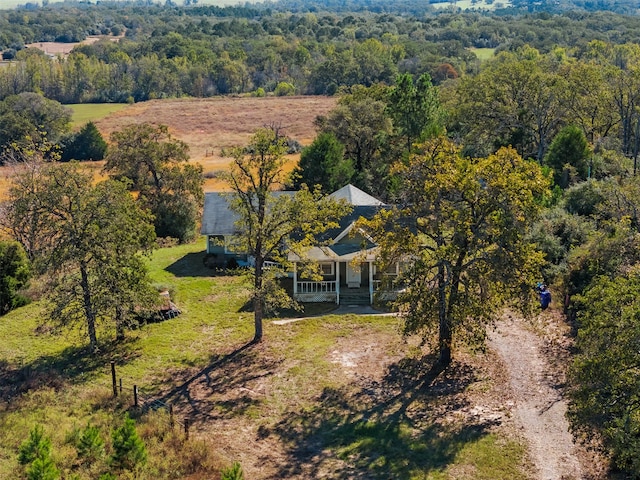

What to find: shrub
left=18, top=425, right=51, bottom=466
left=221, top=461, right=244, bottom=480
left=26, top=455, right=59, bottom=480
left=274, top=82, right=295, bottom=96
left=0, top=240, right=31, bottom=315
left=76, top=424, right=105, bottom=464
left=110, top=414, right=147, bottom=471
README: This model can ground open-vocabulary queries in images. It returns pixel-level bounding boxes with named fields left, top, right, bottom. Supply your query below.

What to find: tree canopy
left=366, top=137, right=550, bottom=368
left=222, top=127, right=351, bottom=342
left=2, top=160, right=157, bottom=351
left=104, top=123, right=204, bottom=243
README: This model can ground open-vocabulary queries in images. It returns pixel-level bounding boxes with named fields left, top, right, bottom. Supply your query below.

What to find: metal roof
left=329, top=184, right=385, bottom=206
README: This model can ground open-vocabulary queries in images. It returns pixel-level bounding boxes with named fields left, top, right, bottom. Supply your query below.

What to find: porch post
left=335, top=261, right=340, bottom=304
left=293, top=262, right=298, bottom=296
left=369, top=260, right=374, bottom=304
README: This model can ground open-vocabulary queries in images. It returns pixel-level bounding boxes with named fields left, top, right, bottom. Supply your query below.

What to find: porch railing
left=296, top=281, right=337, bottom=293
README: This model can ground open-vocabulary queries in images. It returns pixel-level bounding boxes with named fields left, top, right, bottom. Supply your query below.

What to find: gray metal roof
left=201, top=185, right=386, bottom=237
left=200, top=191, right=297, bottom=235
left=329, top=184, right=385, bottom=206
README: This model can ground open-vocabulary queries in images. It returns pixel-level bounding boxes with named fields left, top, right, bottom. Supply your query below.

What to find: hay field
left=94, top=95, right=337, bottom=191
left=0, top=96, right=336, bottom=197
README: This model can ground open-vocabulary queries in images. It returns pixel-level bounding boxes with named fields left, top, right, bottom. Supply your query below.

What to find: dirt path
left=488, top=313, right=585, bottom=480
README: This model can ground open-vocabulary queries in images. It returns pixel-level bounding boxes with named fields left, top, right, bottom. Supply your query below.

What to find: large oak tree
left=368, top=137, right=550, bottom=369
left=2, top=160, right=157, bottom=351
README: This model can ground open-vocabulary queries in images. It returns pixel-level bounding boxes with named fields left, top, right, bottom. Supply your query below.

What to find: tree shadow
left=266, top=356, right=494, bottom=479
left=153, top=340, right=277, bottom=426
left=165, top=251, right=223, bottom=278
left=0, top=341, right=140, bottom=403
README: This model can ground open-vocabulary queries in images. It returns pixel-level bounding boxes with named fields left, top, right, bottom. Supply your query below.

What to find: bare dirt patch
left=94, top=96, right=337, bottom=191
left=25, top=35, right=122, bottom=57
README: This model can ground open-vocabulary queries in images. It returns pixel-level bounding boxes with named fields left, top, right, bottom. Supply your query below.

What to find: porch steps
left=339, top=289, right=371, bottom=305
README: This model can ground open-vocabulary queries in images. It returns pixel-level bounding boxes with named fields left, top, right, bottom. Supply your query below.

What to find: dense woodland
left=3, top=0, right=640, bottom=478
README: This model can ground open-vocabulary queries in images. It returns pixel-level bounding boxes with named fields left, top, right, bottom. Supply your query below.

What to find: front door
left=346, top=262, right=361, bottom=288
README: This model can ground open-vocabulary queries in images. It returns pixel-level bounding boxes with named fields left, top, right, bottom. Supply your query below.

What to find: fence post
left=111, top=361, right=117, bottom=397
left=169, top=405, right=174, bottom=429
left=133, top=385, right=138, bottom=409
left=119, top=378, right=123, bottom=394
left=184, top=418, right=189, bottom=440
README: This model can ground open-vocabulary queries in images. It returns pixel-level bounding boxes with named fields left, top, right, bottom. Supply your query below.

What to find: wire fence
left=104, top=361, right=199, bottom=441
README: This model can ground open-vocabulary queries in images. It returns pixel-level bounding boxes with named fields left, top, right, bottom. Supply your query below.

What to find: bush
left=110, top=414, right=147, bottom=471
left=18, top=425, right=51, bottom=466
left=221, top=461, right=244, bottom=480
left=76, top=424, right=105, bottom=464
left=0, top=240, right=31, bottom=315
left=274, top=82, right=295, bottom=96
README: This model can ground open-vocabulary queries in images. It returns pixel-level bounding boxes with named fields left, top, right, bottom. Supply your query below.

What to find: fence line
left=101, top=361, right=214, bottom=440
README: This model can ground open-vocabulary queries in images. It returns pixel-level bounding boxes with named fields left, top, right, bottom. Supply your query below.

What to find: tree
left=110, top=414, right=147, bottom=471
left=0, top=92, right=72, bottom=152
left=223, top=127, right=350, bottom=342
left=18, top=425, right=59, bottom=480
left=568, top=272, right=640, bottom=475
left=387, top=73, right=442, bottom=153
left=317, top=85, right=394, bottom=198
left=2, top=161, right=157, bottom=351
left=61, top=121, right=107, bottom=162
left=0, top=240, right=31, bottom=315
left=368, top=137, right=550, bottom=369
left=104, top=123, right=204, bottom=243
left=292, top=132, right=354, bottom=193
left=545, top=125, right=591, bottom=188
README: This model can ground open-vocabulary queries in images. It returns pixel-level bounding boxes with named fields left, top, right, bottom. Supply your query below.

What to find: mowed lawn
left=0, top=238, right=530, bottom=479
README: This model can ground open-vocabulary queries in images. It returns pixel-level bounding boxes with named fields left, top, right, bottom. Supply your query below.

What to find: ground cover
left=0, top=238, right=532, bottom=479
left=470, top=47, right=496, bottom=61
left=93, top=96, right=337, bottom=191
left=67, top=103, right=129, bottom=128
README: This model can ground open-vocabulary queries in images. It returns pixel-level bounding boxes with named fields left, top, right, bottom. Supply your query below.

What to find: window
left=320, top=262, right=334, bottom=276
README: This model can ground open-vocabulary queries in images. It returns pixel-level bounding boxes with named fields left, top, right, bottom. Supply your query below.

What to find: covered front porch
left=293, top=259, right=396, bottom=305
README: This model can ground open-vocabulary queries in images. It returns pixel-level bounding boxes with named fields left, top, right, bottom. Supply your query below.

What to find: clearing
left=94, top=95, right=337, bottom=191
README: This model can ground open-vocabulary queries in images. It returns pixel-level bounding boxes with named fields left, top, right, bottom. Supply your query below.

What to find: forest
left=2, top=0, right=640, bottom=478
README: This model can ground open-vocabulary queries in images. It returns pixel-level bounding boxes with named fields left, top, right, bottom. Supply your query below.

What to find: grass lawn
left=67, top=103, right=130, bottom=128
left=0, top=238, right=530, bottom=479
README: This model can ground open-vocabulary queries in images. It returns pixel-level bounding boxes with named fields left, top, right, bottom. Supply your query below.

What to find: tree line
left=6, top=3, right=640, bottom=101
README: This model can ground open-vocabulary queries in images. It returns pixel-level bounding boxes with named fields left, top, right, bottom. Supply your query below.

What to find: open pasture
left=93, top=95, right=337, bottom=191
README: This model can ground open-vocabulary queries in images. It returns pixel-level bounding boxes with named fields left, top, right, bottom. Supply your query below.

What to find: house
left=200, top=184, right=404, bottom=305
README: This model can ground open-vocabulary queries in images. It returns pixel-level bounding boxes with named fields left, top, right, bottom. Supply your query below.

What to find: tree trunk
left=115, top=304, right=125, bottom=341
left=253, top=255, right=264, bottom=343
left=79, top=263, right=98, bottom=351
left=437, top=263, right=451, bottom=368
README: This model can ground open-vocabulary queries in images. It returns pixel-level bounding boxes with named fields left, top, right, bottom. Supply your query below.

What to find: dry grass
left=95, top=96, right=337, bottom=191
left=0, top=96, right=337, bottom=196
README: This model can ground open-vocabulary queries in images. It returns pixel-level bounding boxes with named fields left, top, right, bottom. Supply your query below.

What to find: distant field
left=470, top=47, right=496, bottom=61
left=93, top=95, right=337, bottom=191
left=68, top=103, right=129, bottom=128
left=0, top=96, right=336, bottom=196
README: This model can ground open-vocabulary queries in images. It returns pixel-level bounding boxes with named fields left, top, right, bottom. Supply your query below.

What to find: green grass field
left=470, top=47, right=496, bottom=61
left=0, top=238, right=529, bottom=479
left=67, top=103, right=130, bottom=128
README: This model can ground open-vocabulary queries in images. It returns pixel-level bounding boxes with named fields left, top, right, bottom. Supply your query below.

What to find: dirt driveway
left=488, top=312, right=605, bottom=480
